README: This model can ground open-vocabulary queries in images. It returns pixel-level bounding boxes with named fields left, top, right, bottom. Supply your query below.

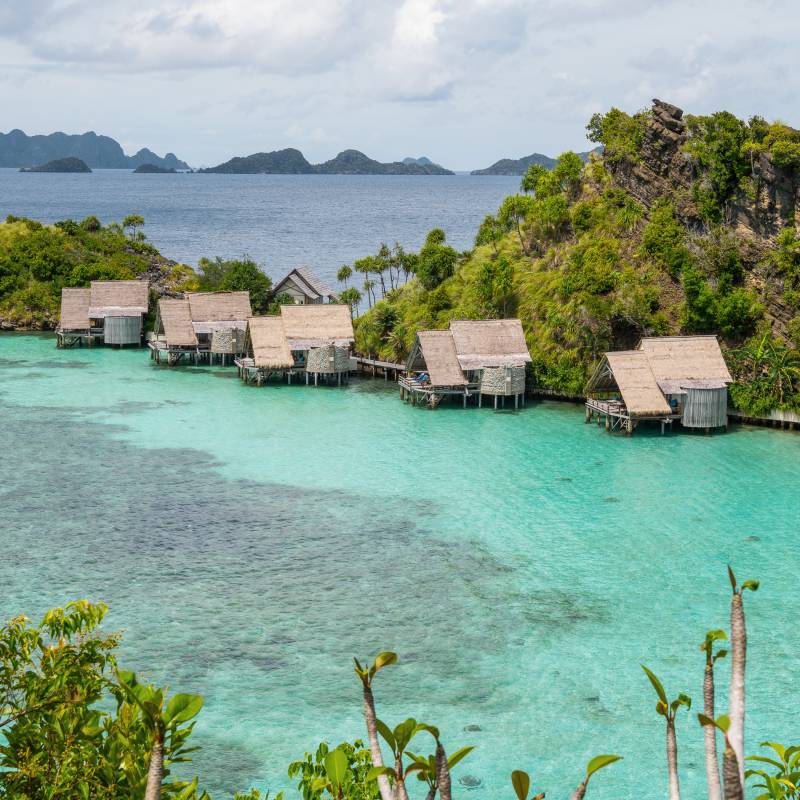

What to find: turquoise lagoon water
left=1, top=333, right=799, bottom=798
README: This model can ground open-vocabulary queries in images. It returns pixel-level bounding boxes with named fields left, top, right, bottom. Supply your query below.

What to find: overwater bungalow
left=400, top=319, right=532, bottom=409
left=148, top=291, right=252, bottom=365
left=584, top=335, right=733, bottom=434
left=56, top=280, right=149, bottom=348
left=273, top=266, right=337, bottom=304
left=236, top=304, right=355, bottom=385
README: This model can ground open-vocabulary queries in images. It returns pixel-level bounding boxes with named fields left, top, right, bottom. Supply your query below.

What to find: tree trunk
left=729, top=593, right=746, bottom=787
left=666, top=718, right=681, bottom=800
left=435, top=742, right=451, bottom=800
left=722, top=746, right=743, bottom=800
left=570, top=780, right=587, bottom=800
left=515, top=221, right=526, bottom=254
left=395, top=754, right=409, bottom=800
left=425, top=789, right=436, bottom=800
left=362, top=686, right=393, bottom=800
left=144, top=732, right=164, bottom=800
left=704, top=662, right=722, bottom=800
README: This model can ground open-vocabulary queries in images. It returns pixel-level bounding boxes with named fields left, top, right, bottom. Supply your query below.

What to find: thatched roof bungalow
left=57, top=280, right=149, bottom=347
left=274, top=266, right=337, bottom=304
left=402, top=319, right=531, bottom=408
left=236, top=305, right=355, bottom=385
left=150, top=291, right=252, bottom=365
left=585, top=335, right=733, bottom=433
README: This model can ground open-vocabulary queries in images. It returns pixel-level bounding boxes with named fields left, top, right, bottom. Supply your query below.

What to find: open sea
left=1, top=173, right=799, bottom=798
left=1, top=335, right=799, bottom=799
left=0, top=168, right=520, bottom=286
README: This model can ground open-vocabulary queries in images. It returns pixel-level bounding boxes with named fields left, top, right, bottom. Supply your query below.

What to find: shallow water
left=1, top=333, right=799, bottom=799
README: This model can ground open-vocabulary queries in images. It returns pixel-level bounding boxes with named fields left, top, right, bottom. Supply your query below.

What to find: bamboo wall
left=104, top=315, right=141, bottom=345
left=306, top=345, right=351, bottom=374
left=480, top=365, right=526, bottom=396
left=682, top=386, right=728, bottom=428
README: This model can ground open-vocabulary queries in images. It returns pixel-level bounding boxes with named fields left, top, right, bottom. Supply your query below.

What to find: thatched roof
left=59, top=287, right=91, bottom=330
left=88, top=280, right=149, bottom=317
left=639, top=336, right=732, bottom=391
left=187, top=292, right=252, bottom=322
left=601, top=351, right=672, bottom=417
left=247, top=316, right=294, bottom=369
left=449, top=319, right=532, bottom=369
left=276, top=267, right=335, bottom=301
left=158, top=299, right=198, bottom=346
left=417, top=330, right=468, bottom=387
left=280, top=304, right=354, bottom=349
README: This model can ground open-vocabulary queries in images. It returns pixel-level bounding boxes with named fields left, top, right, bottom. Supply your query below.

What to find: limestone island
left=133, top=163, right=177, bottom=174
left=20, top=157, right=92, bottom=173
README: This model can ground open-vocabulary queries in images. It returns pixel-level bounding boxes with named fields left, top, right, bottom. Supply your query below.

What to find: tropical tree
left=415, top=229, right=459, bottom=291
left=727, top=567, right=759, bottom=788
left=553, top=151, right=585, bottom=200
left=369, top=718, right=436, bottom=800
left=497, top=195, right=536, bottom=253
left=700, top=630, right=728, bottom=800
left=745, top=741, right=800, bottom=800
left=337, top=265, right=353, bottom=287
left=363, top=279, right=376, bottom=308
left=641, top=665, right=691, bottom=800
left=353, top=652, right=397, bottom=800
left=520, top=164, right=550, bottom=194
left=122, top=214, right=145, bottom=240
left=339, top=287, right=363, bottom=318
left=475, top=214, right=503, bottom=255
left=288, top=740, right=376, bottom=800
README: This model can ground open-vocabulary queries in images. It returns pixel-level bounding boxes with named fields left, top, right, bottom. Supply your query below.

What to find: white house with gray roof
left=273, top=266, right=337, bottom=304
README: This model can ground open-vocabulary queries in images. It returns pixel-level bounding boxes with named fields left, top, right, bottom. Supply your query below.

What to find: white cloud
left=1, top=0, right=799, bottom=169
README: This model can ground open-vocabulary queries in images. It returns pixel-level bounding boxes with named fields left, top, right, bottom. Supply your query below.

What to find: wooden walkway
left=356, top=356, right=404, bottom=380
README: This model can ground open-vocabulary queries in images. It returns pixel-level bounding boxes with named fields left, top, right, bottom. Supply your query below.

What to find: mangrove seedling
left=354, top=652, right=397, bottom=800
left=510, top=770, right=544, bottom=800
left=370, top=717, right=427, bottom=800
left=699, top=715, right=742, bottom=800
left=701, top=629, right=728, bottom=800
left=727, top=566, right=759, bottom=788
left=570, top=754, right=623, bottom=800
left=642, top=665, right=691, bottom=800
left=406, top=730, right=473, bottom=800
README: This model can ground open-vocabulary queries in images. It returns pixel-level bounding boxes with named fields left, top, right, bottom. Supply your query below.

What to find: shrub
left=640, top=199, right=692, bottom=278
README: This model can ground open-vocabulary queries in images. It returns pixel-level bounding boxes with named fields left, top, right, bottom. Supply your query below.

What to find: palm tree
left=642, top=665, right=691, bottom=800
left=354, top=652, right=396, bottom=800
left=727, top=567, right=759, bottom=788
left=337, top=265, right=352, bottom=287
left=765, top=341, right=800, bottom=403
left=700, top=630, right=728, bottom=800
left=363, top=279, right=376, bottom=309
left=570, top=755, right=623, bottom=800
left=338, top=287, right=362, bottom=319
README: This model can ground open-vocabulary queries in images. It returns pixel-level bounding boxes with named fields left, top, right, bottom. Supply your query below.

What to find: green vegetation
left=2, top=566, right=793, bottom=799
left=352, top=103, right=800, bottom=415
left=196, top=256, right=273, bottom=314
left=0, top=215, right=196, bottom=328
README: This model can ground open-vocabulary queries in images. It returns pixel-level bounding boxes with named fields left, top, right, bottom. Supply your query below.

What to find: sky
left=0, top=0, right=798, bottom=170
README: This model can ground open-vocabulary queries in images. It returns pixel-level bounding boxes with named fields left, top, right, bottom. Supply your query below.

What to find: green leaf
left=164, top=694, right=204, bottom=725
left=373, top=652, right=397, bottom=672
left=586, top=754, right=622, bottom=779
left=641, top=665, right=667, bottom=704
left=511, top=769, right=530, bottom=800
left=742, top=579, right=760, bottom=592
left=174, top=778, right=199, bottom=800
left=728, top=565, right=737, bottom=591
left=324, top=748, right=349, bottom=789
left=448, top=746, right=475, bottom=769
left=376, top=720, right=396, bottom=751
left=366, top=766, right=395, bottom=782
left=393, top=718, right=418, bottom=753
left=416, top=723, right=440, bottom=741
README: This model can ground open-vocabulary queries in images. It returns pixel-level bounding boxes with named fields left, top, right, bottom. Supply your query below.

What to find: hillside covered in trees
left=351, top=99, right=800, bottom=416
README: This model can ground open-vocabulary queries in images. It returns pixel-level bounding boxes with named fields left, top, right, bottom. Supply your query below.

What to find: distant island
left=0, top=129, right=189, bottom=170
left=19, top=157, right=91, bottom=173
left=200, top=147, right=454, bottom=175
left=402, top=156, right=435, bottom=166
left=471, top=148, right=601, bottom=175
left=133, top=163, right=177, bottom=174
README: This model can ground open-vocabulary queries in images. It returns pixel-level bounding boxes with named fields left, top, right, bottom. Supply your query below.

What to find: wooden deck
left=234, top=357, right=352, bottom=387
left=148, top=340, right=241, bottom=366
left=585, top=397, right=680, bottom=434
left=356, top=356, right=404, bottom=380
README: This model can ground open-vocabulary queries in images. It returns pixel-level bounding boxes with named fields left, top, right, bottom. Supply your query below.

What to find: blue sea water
left=1, top=334, right=799, bottom=799
left=0, top=169, right=519, bottom=286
